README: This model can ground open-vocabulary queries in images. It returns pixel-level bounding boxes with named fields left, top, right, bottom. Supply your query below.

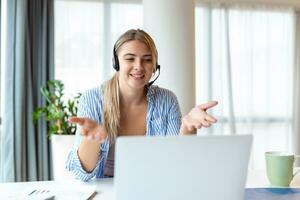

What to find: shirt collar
left=146, top=85, right=156, bottom=104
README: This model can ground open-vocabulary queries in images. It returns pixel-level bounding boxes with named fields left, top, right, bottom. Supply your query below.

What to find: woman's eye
left=144, top=59, right=152, bottom=62
left=125, top=58, right=134, bottom=61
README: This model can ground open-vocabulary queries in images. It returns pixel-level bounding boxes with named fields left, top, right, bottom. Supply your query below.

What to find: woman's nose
left=133, top=59, right=143, bottom=69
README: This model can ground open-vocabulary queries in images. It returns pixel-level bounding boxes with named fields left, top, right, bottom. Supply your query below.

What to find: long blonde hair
left=103, top=29, right=158, bottom=142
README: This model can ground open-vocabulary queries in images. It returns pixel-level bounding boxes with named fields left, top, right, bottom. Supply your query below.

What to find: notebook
left=114, top=135, right=252, bottom=200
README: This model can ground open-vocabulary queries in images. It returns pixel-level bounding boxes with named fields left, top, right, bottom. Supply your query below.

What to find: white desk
left=1, top=170, right=300, bottom=200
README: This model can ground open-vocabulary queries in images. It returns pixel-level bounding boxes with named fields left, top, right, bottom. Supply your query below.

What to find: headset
left=112, top=45, right=161, bottom=86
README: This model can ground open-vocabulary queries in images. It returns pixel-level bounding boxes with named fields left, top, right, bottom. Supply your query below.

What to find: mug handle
left=293, top=155, right=300, bottom=177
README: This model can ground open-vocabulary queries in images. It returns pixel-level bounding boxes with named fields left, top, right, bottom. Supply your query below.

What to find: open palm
left=68, top=117, right=107, bottom=143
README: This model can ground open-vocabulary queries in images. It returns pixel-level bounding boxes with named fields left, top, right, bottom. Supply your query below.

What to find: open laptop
left=114, top=135, right=252, bottom=200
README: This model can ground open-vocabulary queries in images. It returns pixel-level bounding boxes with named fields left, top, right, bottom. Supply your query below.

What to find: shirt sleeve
left=165, top=90, right=182, bottom=136
left=65, top=89, right=106, bottom=181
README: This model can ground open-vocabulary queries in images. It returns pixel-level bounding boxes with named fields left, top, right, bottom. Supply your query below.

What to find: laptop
left=114, top=135, right=252, bottom=200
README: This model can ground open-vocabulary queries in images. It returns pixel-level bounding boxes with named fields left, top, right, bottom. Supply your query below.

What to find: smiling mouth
left=130, top=74, right=145, bottom=80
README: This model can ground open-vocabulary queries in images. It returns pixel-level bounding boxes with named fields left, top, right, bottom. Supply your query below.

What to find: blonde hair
left=103, top=29, right=158, bottom=142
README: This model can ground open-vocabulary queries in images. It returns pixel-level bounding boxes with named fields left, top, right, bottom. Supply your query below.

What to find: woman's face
left=117, top=40, right=155, bottom=90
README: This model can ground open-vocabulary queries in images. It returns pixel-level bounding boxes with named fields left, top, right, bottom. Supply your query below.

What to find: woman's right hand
left=68, top=116, right=107, bottom=143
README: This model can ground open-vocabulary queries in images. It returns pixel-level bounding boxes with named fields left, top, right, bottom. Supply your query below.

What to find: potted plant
left=33, top=80, right=81, bottom=180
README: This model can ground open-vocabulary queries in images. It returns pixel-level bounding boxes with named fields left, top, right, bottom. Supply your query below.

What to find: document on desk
left=245, top=188, right=300, bottom=200
left=2, top=185, right=98, bottom=200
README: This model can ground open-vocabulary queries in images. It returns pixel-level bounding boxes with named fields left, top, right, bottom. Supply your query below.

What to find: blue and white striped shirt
left=66, top=85, right=182, bottom=181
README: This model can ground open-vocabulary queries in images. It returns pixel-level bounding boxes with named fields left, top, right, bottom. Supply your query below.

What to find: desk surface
left=0, top=178, right=114, bottom=200
left=1, top=170, right=300, bottom=200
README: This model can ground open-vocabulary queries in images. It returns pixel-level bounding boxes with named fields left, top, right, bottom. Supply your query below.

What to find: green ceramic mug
left=265, top=151, right=300, bottom=186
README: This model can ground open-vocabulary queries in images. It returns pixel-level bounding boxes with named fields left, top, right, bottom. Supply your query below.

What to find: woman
left=66, top=29, right=218, bottom=181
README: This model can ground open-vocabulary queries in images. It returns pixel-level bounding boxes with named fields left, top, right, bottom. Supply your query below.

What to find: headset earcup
left=112, top=47, right=119, bottom=71
left=112, top=56, right=119, bottom=71
left=115, top=57, right=119, bottom=71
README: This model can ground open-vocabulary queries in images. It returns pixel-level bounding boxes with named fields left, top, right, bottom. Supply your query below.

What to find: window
left=0, top=0, right=2, bottom=129
left=0, top=0, right=5, bottom=166
left=54, top=0, right=143, bottom=97
left=55, top=1, right=294, bottom=169
left=196, top=6, right=294, bottom=169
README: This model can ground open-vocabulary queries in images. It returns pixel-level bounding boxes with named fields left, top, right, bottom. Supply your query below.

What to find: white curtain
left=293, top=11, right=300, bottom=165
left=196, top=5, right=294, bottom=169
left=54, top=0, right=143, bottom=97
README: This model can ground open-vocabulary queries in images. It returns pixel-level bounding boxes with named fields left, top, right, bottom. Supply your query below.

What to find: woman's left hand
left=180, top=101, right=218, bottom=134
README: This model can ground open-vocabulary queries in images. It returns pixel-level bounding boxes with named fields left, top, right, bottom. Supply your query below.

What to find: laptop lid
left=114, top=135, right=252, bottom=200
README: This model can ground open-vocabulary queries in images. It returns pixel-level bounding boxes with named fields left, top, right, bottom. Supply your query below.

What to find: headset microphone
left=148, top=65, right=160, bottom=86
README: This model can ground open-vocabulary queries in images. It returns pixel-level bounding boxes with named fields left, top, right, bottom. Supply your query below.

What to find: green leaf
left=32, top=107, right=46, bottom=123
left=32, top=79, right=81, bottom=137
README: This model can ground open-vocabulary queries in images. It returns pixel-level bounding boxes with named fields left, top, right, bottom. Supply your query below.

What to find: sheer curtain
left=54, top=0, right=143, bottom=97
left=196, top=5, right=294, bottom=169
left=293, top=10, right=300, bottom=165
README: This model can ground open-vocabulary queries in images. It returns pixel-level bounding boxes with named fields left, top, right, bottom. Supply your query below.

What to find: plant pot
left=51, top=134, right=76, bottom=180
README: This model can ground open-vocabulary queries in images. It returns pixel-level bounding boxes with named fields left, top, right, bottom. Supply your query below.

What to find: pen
left=87, top=191, right=98, bottom=200
left=28, top=190, right=36, bottom=195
